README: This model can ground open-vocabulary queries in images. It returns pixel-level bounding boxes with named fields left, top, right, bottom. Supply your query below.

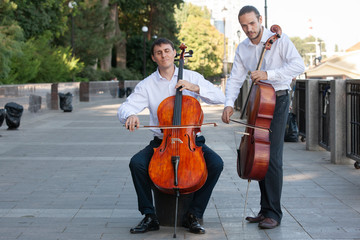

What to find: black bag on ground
left=284, top=112, right=299, bottom=142
left=59, top=92, right=73, bottom=112
left=4, top=102, right=24, bottom=129
left=0, top=109, right=5, bottom=127
left=118, top=88, right=125, bottom=98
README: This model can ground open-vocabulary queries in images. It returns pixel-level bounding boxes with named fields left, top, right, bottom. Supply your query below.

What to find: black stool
left=152, top=187, right=194, bottom=226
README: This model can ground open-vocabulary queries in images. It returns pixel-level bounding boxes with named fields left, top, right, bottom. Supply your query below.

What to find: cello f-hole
left=159, top=134, right=171, bottom=152
left=185, top=134, right=195, bottom=152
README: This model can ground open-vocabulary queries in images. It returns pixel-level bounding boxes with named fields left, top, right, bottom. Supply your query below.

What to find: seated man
left=117, top=38, right=224, bottom=234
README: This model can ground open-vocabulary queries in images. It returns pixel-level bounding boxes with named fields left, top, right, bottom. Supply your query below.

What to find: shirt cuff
left=225, top=100, right=234, bottom=107
left=267, top=70, right=275, bottom=81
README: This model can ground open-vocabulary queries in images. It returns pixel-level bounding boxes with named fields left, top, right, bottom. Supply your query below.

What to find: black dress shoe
left=245, top=213, right=265, bottom=223
left=182, top=212, right=205, bottom=234
left=258, top=218, right=279, bottom=229
left=130, top=214, right=160, bottom=234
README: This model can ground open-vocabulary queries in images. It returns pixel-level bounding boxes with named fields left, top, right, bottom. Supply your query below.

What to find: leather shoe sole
left=258, top=218, right=279, bottom=229
left=130, top=215, right=160, bottom=234
left=130, top=225, right=159, bottom=234
left=183, top=224, right=205, bottom=234
left=182, top=213, right=205, bottom=234
left=245, top=214, right=265, bottom=223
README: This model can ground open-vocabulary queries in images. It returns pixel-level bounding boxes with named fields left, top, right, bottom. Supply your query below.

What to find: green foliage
left=76, top=66, right=142, bottom=82
left=4, top=39, right=40, bottom=84
left=291, top=35, right=326, bottom=67
left=68, top=0, right=116, bottom=66
left=12, top=0, right=68, bottom=40
left=7, top=31, right=83, bottom=84
left=110, top=67, right=143, bottom=80
left=117, top=0, right=183, bottom=78
left=99, top=70, right=116, bottom=81
left=176, top=5, right=224, bottom=79
left=119, top=0, right=183, bottom=40
left=125, top=35, right=157, bottom=77
left=0, top=0, right=24, bottom=82
left=76, top=66, right=102, bottom=82
left=174, top=2, right=211, bottom=28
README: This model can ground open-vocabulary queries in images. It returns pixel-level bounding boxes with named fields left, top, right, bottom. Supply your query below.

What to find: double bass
left=148, top=43, right=207, bottom=238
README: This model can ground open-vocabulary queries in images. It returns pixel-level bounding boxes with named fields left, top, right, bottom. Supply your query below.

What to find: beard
left=247, top=26, right=263, bottom=41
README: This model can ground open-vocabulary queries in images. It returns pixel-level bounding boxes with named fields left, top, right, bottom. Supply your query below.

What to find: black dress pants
left=258, top=92, right=290, bottom=223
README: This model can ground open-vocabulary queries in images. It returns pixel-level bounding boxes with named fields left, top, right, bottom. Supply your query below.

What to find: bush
left=110, top=67, right=142, bottom=80
left=99, top=71, right=116, bottom=81
left=76, top=66, right=101, bottom=81
left=76, top=67, right=143, bottom=82
left=6, top=31, right=83, bottom=84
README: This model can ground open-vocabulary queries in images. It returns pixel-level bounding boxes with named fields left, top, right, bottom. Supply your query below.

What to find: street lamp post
left=68, top=1, right=77, bottom=81
left=68, top=1, right=77, bottom=57
left=264, top=0, right=268, bottom=28
left=222, top=7, right=228, bottom=78
left=237, top=30, right=241, bottom=43
left=142, top=26, right=148, bottom=78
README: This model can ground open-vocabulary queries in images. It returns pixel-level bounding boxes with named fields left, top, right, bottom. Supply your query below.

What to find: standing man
left=222, top=6, right=305, bottom=229
left=118, top=38, right=224, bottom=234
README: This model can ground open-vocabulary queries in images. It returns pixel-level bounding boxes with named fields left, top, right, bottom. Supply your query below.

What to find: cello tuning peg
left=174, top=52, right=181, bottom=62
left=185, top=50, right=193, bottom=57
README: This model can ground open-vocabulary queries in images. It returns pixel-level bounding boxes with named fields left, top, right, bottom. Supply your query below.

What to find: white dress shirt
left=225, top=28, right=305, bottom=107
left=118, top=65, right=225, bottom=137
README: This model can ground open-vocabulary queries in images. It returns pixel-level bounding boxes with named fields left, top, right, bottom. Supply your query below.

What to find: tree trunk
left=99, top=0, right=114, bottom=72
left=148, top=3, right=156, bottom=40
left=115, top=7, right=126, bottom=69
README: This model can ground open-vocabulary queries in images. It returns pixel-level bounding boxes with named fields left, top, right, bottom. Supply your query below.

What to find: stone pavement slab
left=0, top=98, right=359, bottom=240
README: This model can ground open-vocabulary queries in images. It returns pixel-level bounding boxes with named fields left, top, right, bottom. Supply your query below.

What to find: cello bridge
left=171, top=138, right=183, bottom=144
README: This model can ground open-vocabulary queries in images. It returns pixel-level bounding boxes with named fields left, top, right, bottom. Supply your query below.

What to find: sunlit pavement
left=0, top=98, right=359, bottom=240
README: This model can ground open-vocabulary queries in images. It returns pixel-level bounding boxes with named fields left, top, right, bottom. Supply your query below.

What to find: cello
left=234, top=24, right=281, bottom=181
left=148, top=43, right=207, bottom=238
left=230, top=25, right=281, bottom=225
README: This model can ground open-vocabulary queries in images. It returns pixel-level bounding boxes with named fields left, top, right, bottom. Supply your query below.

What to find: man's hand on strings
left=125, top=115, right=140, bottom=132
left=176, top=80, right=200, bottom=94
left=250, top=70, right=268, bottom=83
left=222, top=106, right=234, bottom=124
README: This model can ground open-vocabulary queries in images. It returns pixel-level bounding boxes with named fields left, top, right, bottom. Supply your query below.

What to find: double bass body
left=238, top=81, right=275, bottom=181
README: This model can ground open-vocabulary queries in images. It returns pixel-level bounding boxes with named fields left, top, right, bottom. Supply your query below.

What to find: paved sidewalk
left=0, top=98, right=359, bottom=240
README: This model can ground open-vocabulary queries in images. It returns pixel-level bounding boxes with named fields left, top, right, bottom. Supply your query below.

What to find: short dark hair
left=238, top=5, right=260, bottom=19
left=151, top=38, right=175, bottom=56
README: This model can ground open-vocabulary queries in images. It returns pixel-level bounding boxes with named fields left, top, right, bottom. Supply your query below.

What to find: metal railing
left=346, top=80, right=360, bottom=161
left=295, top=81, right=306, bottom=140
left=318, top=81, right=331, bottom=150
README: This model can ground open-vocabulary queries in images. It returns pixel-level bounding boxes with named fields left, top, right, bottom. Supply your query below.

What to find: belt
left=275, top=89, right=288, bottom=97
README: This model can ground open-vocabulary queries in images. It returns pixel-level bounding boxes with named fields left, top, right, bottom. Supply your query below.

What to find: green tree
left=119, top=0, right=182, bottom=40
left=68, top=0, right=116, bottom=67
left=13, top=0, right=68, bottom=40
left=176, top=4, right=224, bottom=79
left=118, top=0, right=183, bottom=76
left=0, top=0, right=24, bottom=82
left=7, top=31, right=83, bottom=84
left=291, top=35, right=326, bottom=67
left=175, top=2, right=210, bottom=27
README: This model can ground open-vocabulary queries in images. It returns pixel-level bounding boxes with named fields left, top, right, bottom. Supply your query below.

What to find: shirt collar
left=261, top=28, right=273, bottom=43
left=246, top=27, right=273, bottom=47
left=155, top=65, right=178, bottom=81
